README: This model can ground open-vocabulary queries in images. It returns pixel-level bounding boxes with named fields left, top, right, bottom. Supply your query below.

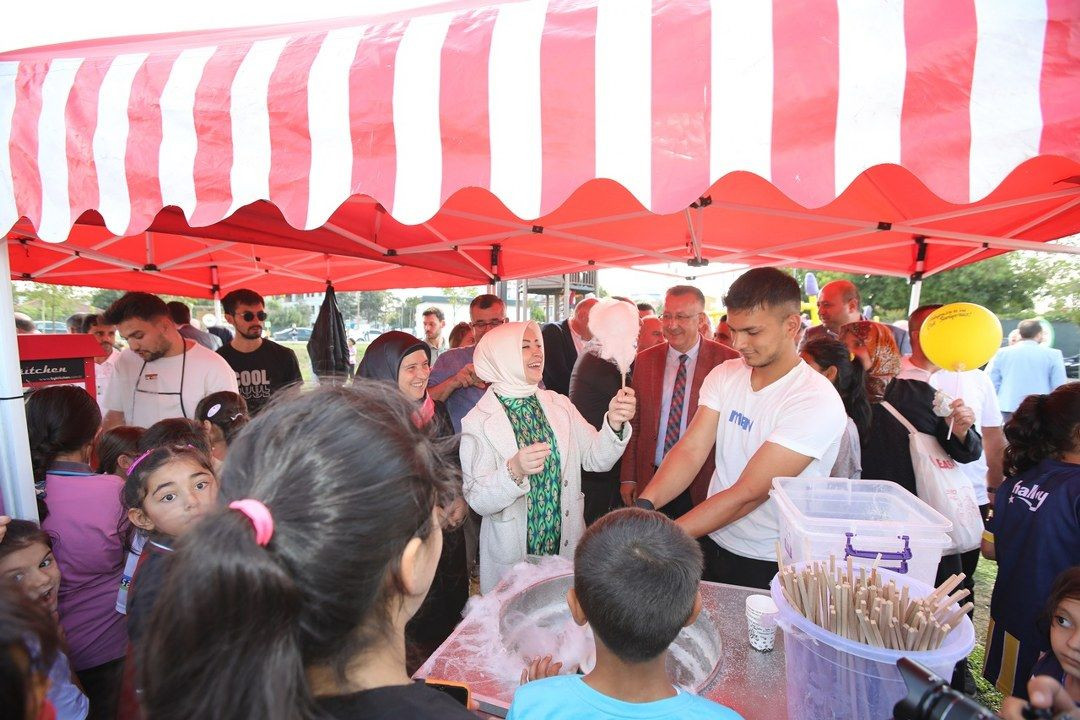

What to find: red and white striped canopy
left=2, top=0, right=1079, bottom=287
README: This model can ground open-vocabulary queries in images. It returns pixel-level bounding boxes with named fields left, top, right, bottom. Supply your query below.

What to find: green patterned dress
left=497, top=394, right=563, bottom=556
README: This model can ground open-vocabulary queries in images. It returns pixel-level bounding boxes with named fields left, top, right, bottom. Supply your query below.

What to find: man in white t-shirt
left=81, top=313, right=120, bottom=415
left=638, top=268, right=847, bottom=589
left=101, top=292, right=238, bottom=429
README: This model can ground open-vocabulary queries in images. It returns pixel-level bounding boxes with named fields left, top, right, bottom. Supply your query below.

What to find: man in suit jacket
left=541, top=297, right=598, bottom=396
left=990, top=318, right=1068, bottom=418
left=568, top=306, right=662, bottom=525
left=619, top=286, right=739, bottom=519
left=804, top=279, right=911, bottom=354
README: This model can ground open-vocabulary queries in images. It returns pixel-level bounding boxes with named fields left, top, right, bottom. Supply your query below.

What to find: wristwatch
left=633, top=498, right=655, bottom=511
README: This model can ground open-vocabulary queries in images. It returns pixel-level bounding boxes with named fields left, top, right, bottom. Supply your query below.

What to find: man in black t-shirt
left=218, top=289, right=303, bottom=414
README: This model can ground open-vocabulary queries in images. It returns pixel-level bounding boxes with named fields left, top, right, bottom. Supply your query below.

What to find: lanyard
left=132, top=340, right=188, bottom=421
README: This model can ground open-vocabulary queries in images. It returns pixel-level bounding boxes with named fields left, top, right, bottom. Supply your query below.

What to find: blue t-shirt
left=506, top=675, right=744, bottom=720
left=988, top=458, right=1080, bottom=645
left=429, top=346, right=484, bottom=434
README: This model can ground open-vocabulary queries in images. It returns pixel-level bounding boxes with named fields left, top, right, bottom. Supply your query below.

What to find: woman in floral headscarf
left=838, top=320, right=981, bottom=498
left=459, top=321, right=636, bottom=594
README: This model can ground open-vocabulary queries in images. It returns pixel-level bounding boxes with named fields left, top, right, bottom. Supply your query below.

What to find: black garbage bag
left=307, top=283, right=351, bottom=384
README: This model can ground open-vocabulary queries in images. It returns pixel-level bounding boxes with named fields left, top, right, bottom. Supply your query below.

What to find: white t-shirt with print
left=104, top=341, right=238, bottom=428
left=698, top=358, right=847, bottom=561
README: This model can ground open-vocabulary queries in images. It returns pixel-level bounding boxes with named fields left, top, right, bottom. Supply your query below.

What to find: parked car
left=272, top=327, right=313, bottom=342
left=34, top=320, right=67, bottom=334
left=1065, top=353, right=1079, bottom=380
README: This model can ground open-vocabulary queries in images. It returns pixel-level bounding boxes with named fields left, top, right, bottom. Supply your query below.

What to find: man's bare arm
left=638, top=407, right=720, bottom=509
left=982, top=426, right=1005, bottom=496
left=675, top=441, right=814, bottom=539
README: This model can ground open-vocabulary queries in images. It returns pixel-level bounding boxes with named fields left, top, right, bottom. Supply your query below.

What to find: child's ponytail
left=137, top=383, right=460, bottom=720
left=1003, top=383, right=1080, bottom=477
left=139, top=510, right=309, bottom=720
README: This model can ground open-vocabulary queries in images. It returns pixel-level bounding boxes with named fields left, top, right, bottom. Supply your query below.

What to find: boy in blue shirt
left=507, top=508, right=743, bottom=720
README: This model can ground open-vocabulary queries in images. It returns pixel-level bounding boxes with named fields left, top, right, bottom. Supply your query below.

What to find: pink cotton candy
left=588, top=299, right=640, bottom=378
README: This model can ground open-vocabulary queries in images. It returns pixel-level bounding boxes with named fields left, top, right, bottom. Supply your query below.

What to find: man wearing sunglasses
left=218, top=289, right=303, bottom=415
left=102, top=292, right=238, bottom=429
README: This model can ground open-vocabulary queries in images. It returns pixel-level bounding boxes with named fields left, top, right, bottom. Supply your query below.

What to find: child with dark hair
left=0, top=580, right=64, bottom=720
left=136, top=418, right=212, bottom=457
left=983, top=382, right=1080, bottom=699
left=120, top=445, right=218, bottom=646
left=1001, top=567, right=1080, bottom=718
left=800, top=336, right=872, bottom=478
left=25, top=386, right=128, bottom=718
left=0, top=520, right=89, bottom=719
left=194, top=391, right=249, bottom=461
left=137, top=383, right=472, bottom=720
left=508, top=508, right=742, bottom=719
left=96, top=426, right=144, bottom=476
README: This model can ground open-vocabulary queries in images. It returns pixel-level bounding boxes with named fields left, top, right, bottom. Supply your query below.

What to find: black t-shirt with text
left=217, top=339, right=303, bottom=414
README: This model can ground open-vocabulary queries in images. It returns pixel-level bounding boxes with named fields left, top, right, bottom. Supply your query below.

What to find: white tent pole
left=907, top=238, right=928, bottom=316
left=0, top=250, right=38, bottom=521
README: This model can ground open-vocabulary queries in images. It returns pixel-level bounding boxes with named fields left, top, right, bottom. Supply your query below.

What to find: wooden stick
left=941, top=603, right=974, bottom=629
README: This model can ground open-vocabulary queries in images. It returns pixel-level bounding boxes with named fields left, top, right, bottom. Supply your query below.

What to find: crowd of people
left=3, top=267, right=1077, bottom=719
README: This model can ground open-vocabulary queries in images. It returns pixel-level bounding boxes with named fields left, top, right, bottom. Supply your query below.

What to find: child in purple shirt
left=27, top=386, right=128, bottom=717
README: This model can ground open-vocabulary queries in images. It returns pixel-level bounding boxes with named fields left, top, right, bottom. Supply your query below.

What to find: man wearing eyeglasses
left=217, top=289, right=303, bottom=415
left=102, top=292, right=238, bottom=429
left=619, top=286, right=738, bottom=519
left=428, top=293, right=506, bottom=434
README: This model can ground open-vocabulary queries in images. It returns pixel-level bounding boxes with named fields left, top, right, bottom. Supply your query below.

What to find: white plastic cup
left=746, top=594, right=779, bottom=652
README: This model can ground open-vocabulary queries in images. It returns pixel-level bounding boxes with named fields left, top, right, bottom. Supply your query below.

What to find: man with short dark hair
left=989, top=317, right=1067, bottom=420
left=421, top=306, right=447, bottom=361
left=636, top=302, right=655, bottom=318
left=102, top=292, right=237, bottom=429
left=713, top=314, right=733, bottom=347
left=638, top=269, right=846, bottom=588
left=66, top=312, right=87, bottom=334
left=806, top=279, right=910, bottom=353
left=428, top=293, right=507, bottom=433
left=81, top=314, right=119, bottom=414
left=217, top=288, right=303, bottom=415
left=542, top=297, right=599, bottom=397
left=167, top=300, right=221, bottom=350
left=620, top=286, right=738, bottom=520
left=14, top=312, right=36, bottom=334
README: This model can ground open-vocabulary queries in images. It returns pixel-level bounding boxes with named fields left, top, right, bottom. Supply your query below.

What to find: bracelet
left=507, top=461, right=525, bottom=486
left=633, top=498, right=655, bottom=511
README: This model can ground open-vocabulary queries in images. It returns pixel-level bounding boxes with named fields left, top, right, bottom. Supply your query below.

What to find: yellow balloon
left=920, top=302, right=1003, bottom=372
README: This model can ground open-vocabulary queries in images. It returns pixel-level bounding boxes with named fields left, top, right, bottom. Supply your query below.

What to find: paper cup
left=746, top=594, right=779, bottom=652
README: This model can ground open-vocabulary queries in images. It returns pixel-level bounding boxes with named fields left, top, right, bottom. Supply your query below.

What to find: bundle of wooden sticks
left=775, top=547, right=974, bottom=652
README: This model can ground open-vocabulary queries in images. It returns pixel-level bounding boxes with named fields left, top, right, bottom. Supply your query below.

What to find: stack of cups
left=746, top=594, right=780, bottom=652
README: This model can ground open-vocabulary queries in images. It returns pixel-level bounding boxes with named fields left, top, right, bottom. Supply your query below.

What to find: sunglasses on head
left=239, top=311, right=268, bottom=322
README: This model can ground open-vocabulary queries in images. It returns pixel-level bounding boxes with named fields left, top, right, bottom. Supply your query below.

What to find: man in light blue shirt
left=989, top=319, right=1068, bottom=419
left=428, top=293, right=507, bottom=433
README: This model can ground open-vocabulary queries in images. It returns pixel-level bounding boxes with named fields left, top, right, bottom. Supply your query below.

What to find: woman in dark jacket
left=357, top=331, right=469, bottom=672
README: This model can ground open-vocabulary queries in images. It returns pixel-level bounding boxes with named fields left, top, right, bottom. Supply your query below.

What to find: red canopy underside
left=11, top=155, right=1078, bottom=296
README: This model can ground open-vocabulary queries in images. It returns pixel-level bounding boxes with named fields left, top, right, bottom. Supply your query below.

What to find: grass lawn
left=972, top=556, right=1004, bottom=711
left=281, top=341, right=368, bottom=385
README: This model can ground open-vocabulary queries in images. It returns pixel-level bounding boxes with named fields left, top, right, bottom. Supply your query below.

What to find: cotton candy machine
left=414, top=557, right=726, bottom=714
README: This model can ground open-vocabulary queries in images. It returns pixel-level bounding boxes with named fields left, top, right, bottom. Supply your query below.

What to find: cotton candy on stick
left=588, top=299, right=640, bottom=388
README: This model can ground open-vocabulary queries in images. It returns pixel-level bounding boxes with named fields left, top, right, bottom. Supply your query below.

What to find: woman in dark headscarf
left=357, top=331, right=468, bottom=671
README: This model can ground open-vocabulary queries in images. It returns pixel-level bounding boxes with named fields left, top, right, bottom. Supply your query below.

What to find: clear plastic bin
left=771, top=565, right=975, bottom=720
left=771, top=477, right=953, bottom=586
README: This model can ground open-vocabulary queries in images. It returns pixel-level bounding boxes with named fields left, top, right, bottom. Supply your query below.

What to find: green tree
left=13, top=282, right=90, bottom=324
left=442, top=287, right=473, bottom=319
left=805, top=255, right=1043, bottom=320
left=89, top=288, right=124, bottom=311
left=264, top=298, right=310, bottom=329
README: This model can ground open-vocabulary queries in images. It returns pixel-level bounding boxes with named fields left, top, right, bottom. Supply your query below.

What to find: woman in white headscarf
left=460, top=321, right=636, bottom=593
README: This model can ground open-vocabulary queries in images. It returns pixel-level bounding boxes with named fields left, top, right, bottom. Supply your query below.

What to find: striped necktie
left=663, top=354, right=689, bottom=456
